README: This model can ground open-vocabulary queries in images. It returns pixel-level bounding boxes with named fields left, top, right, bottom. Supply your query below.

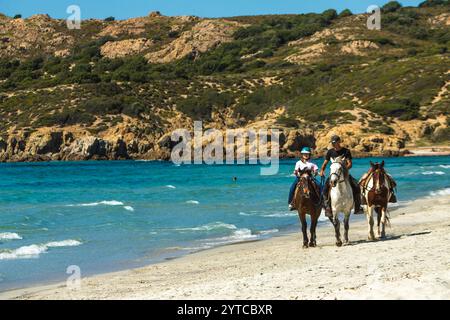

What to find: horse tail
left=385, top=208, right=391, bottom=228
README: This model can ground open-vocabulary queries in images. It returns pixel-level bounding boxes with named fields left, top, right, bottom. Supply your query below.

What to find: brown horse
left=360, top=161, right=392, bottom=240
left=293, top=169, right=322, bottom=248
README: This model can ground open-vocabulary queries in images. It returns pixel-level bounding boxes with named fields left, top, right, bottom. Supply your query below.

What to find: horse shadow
left=343, top=231, right=432, bottom=247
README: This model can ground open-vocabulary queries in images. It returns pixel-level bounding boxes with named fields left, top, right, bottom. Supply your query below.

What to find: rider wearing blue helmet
left=288, top=147, right=319, bottom=211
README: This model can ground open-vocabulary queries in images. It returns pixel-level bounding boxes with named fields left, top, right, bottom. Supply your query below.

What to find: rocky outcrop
left=285, top=43, right=329, bottom=64
left=429, top=13, right=450, bottom=27
left=145, top=19, right=243, bottom=63
left=0, top=14, right=75, bottom=58
left=340, top=40, right=379, bottom=56
left=0, top=122, right=430, bottom=162
left=100, top=38, right=154, bottom=59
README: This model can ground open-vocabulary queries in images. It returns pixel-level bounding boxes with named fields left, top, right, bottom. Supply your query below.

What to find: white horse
left=329, top=156, right=354, bottom=247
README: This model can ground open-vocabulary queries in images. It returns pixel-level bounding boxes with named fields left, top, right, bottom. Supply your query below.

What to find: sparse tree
left=339, top=9, right=353, bottom=18
left=382, top=1, right=403, bottom=13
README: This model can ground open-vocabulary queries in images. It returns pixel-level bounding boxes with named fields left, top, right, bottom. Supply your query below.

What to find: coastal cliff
left=0, top=1, right=449, bottom=162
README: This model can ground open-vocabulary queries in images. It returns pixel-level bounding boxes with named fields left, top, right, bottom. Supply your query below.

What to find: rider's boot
left=350, top=176, right=364, bottom=214
left=353, top=195, right=364, bottom=214
left=322, top=179, right=333, bottom=218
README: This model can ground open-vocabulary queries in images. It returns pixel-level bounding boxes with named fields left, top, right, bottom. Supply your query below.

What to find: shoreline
left=1, top=194, right=449, bottom=300
left=0, top=151, right=449, bottom=164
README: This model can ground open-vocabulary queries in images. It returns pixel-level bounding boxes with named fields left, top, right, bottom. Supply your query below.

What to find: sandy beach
left=1, top=194, right=449, bottom=300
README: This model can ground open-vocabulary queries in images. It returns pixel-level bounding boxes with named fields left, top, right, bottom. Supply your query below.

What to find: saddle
left=359, top=170, right=397, bottom=191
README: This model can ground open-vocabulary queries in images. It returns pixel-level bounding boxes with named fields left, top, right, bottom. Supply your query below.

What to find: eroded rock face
left=429, top=13, right=450, bottom=27
left=285, top=43, right=329, bottom=65
left=340, top=40, right=379, bottom=56
left=0, top=14, right=75, bottom=58
left=100, top=38, right=154, bottom=59
left=146, top=19, right=243, bottom=63
left=0, top=123, right=414, bottom=161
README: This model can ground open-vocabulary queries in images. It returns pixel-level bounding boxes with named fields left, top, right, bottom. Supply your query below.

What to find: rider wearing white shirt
left=295, top=159, right=319, bottom=174
left=288, top=147, right=318, bottom=211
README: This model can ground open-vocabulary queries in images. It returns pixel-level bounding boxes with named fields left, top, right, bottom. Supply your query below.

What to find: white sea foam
left=0, top=232, right=22, bottom=240
left=123, top=206, right=135, bottom=212
left=422, top=171, right=445, bottom=175
left=439, top=165, right=450, bottom=169
left=176, top=222, right=237, bottom=232
left=0, top=239, right=82, bottom=260
left=429, top=188, right=450, bottom=197
left=186, top=200, right=200, bottom=205
left=258, top=229, right=279, bottom=235
left=262, top=212, right=297, bottom=218
left=205, top=228, right=258, bottom=246
left=46, top=240, right=82, bottom=247
left=67, top=200, right=124, bottom=207
left=165, top=185, right=176, bottom=189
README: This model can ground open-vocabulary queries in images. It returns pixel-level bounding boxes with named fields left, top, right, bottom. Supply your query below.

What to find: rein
left=361, top=170, right=389, bottom=193
left=330, top=163, right=347, bottom=184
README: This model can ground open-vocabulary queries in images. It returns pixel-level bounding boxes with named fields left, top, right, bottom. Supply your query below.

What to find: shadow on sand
left=342, top=231, right=432, bottom=247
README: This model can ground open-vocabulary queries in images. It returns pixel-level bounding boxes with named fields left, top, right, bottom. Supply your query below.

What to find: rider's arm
left=346, top=159, right=353, bottom=170
left=320, top=159, right=329, bottom=176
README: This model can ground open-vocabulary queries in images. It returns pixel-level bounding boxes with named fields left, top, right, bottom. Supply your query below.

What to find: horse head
left=298, top=168, right=312, bottom=198
left=330, top=156, right=346, bottom=187
left=369, top=161, right=386, bottom=194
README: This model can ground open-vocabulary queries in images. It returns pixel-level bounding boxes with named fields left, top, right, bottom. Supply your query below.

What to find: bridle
left=298, top=171, right=312, bottom=199
left=363, top=168, right=386, bottom=194
left=330, top=163, right=346, bottom=185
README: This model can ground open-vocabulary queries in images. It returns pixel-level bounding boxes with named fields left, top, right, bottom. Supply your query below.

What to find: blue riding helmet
left=300, top=147, right=312, bottom=154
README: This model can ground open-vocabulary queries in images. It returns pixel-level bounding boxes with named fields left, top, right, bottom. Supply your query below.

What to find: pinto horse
left=360, top=161, right=392, bottom=240
left=293, top=169, right=321, bottom=248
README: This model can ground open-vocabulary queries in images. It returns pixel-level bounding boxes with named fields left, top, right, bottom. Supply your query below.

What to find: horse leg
left=343, top=213, right=350, bottom=245
left=333, top=214, right=342, bottom=247
left=299, top=212, right=309, bottom=248
left=309, top=211, right=318, bottom=247
left=379, top=207, right=387, bottom=239
left=366, top=206, right=376, bottom=241
left=376, top=207, right=382, bottom=237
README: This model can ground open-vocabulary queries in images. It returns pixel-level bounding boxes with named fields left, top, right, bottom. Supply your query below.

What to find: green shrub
left=338, top=9, right=353, bottom=18
left=419, top=0, right=449, bottom=7
left=382, top=1, right=403, bottom=13
left=35, top=108, right=95, bottom=127
left=178, top=90, right=234, bottom=120
left=367, top=98, right=420, bottom=120
left=276, top=116, right=299, bottom=128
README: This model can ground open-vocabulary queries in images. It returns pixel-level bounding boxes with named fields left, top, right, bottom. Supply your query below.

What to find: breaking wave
left=0, top=232, right=22, bottom=241
left=0, top=240, right=82, bottom=260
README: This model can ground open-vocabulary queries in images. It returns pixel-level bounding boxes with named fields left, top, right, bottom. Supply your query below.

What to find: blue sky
left=1, top=0, right=424, bottom=19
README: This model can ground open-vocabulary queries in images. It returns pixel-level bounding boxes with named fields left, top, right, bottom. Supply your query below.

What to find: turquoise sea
left=0, top=156, right=449, bottom=291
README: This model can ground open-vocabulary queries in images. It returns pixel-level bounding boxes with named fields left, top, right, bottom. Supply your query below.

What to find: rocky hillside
left=0, top=1, right=449, bottom=162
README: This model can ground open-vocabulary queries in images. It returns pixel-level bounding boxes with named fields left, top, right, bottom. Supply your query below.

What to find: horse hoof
left=379, top=233, right=386, bottom=240
left=368, top=236, right=376, bottom=241
left=343, top=241, right=349, bottom=246
left=303, top=244, right=309, bottom=249
left=309, top=242, right=316, bottom=248
left=336, top=241, right=343, bottom=247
